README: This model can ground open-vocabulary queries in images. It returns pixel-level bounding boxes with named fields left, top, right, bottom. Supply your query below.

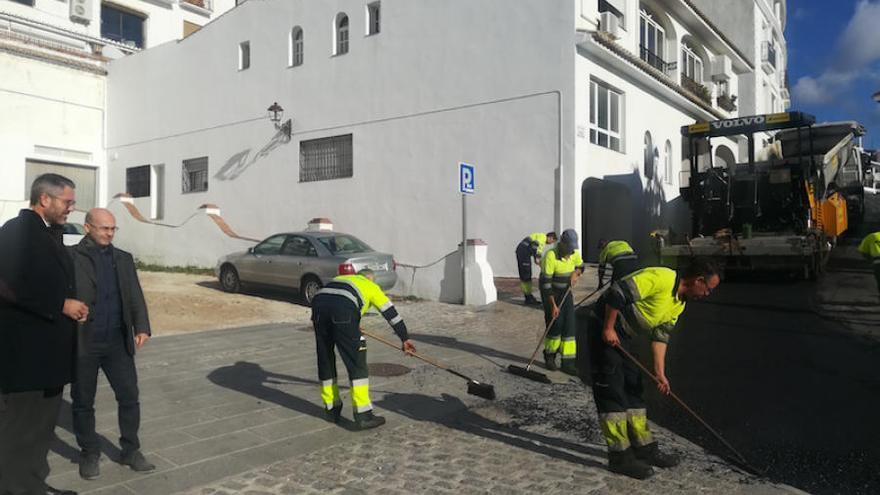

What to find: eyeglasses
left=87, top=223, right=119, bottom=233
left=49, top=194, right=76, bottom=207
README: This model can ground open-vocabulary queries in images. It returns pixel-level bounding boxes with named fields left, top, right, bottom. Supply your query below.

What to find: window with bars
left=182, top=157, right=209, bottom=193
left=335, top=13, right=349, bottom=55
left=126, top=165, right=150, bottom=198
left=299, top=134, right=353, bottom=182
left=639, top=9, right=666, bottom=71
left=290, top=27, right=303, bottom=67
left=589, top=79, right=622, bottom=152
left=367, top=2, right=380, bottom=35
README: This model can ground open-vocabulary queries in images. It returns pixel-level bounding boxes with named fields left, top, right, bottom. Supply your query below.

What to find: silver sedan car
left=215, top=231, right=398, bottom=305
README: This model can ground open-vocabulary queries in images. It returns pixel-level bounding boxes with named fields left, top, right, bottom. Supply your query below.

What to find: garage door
left=25, top=160, right=97, bottom=209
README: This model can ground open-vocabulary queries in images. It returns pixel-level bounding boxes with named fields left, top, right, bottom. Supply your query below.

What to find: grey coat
left=70, top=237, right=151, bottom=357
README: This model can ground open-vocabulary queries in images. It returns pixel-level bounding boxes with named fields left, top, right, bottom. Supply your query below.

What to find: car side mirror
left=247, top=247, right=255, bottom=254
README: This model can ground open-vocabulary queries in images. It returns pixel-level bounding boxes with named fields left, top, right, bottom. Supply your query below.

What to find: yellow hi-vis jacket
left=858, top=232, right=880, bottom=261
left=598, top=240, right=636, bottom=266
left=316, top=275, right=409, bottom=341
left=522, top=232, right=551, bottom=258
left=605, top=267, right=685, bottom=344
left=540, top=247, right=584, bottom=294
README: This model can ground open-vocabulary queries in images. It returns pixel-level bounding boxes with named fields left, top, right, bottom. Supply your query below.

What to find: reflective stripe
left=626, top=409, right=653, bottom=447
left=610, top=253, right=638, bottom=262
left=389, top=315, right=403, bottom=325
left=320, top=379, right=341, bottom=409
left=544, top=336, right=561, bottom=353
left=560, top=337, right=577, bottom=358
left=316, top=287, right=360, bottom=308
left=379, top=301, right=393, bottom=311
left=599, top=412, right=630, bottom=451
left=351, top=378, right=371, bottom=412
left=331, top=279, right=366, bottom=307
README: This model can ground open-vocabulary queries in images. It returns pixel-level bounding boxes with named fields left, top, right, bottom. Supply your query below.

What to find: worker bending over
left=858, top=231, right=880, bottom=299
left=540, top=229, right=583, bottom=375
left=597, top=239, right=640, bottom=288
left=516, top=231, right=557, bottom=305
left=311, top=269, right=416, bottom=430
left=585, top=260, right=720, bottom=479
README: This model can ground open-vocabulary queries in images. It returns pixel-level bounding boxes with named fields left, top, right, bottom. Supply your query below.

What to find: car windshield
left=317, top=234, right=373, bottom=255
left=63, top=223, right=84, bottom=235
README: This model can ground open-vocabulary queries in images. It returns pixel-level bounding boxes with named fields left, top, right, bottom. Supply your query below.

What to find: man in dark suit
left=0, top=173, right=88, bottom=495
left=69, top=208, right=154, bottom=480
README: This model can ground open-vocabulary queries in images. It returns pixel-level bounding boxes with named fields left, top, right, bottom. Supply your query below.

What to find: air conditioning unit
left=599, top=12, right=621, bottom=39
left=711, top=55, right=732, bottom=81
left=70, top=0, right=93, bottom=25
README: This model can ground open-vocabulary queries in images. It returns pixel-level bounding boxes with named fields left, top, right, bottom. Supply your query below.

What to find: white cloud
left=793, top=72, right=859, bottom=105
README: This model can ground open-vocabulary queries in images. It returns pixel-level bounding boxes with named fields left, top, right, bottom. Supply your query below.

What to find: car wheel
left=220, top=265, right=241, bottom=293
left=301, top=275, right=322, bottom=306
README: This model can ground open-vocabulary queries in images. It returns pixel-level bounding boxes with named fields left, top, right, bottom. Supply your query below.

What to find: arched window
left=335, top=13, right=349, bottom=55
left=644, top=131, right=654, bottom=180
left=289, top=26, right=303, bottom=67
left=681, top=41, right=703, bottom=84
left=664, top=140, right=673, bottom=184
left=639, top=7, right=666, bottom=69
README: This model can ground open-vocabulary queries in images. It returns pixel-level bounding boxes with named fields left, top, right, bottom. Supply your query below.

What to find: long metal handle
left=615, top=345, right=756, bottom=470
left=360, top=328, right=449, bottom=371
left=524, top=282, right=606, bottom=369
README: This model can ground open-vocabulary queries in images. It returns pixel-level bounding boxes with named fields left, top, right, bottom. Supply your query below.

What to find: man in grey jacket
left=69, top=208, right=154, bottom=480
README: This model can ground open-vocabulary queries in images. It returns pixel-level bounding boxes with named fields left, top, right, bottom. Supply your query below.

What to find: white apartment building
left=0, top=0, right=234, bottom=222
left=102, top=0, right=789, bottom=282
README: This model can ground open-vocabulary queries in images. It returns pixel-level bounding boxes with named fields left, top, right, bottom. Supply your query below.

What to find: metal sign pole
left=462, top=192, right=467, bottom=305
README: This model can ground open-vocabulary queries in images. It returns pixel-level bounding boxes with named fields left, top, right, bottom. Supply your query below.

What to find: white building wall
left=106, top=0, right=576, bottom=276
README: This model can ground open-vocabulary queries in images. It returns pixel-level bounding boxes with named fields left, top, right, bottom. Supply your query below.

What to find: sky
left=787, top=0, right=880, bottom=149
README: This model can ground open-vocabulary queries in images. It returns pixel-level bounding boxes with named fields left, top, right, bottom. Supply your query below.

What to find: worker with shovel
left=516, top=231, right=557, bottom=305
left=596, top=239, right=640, bottom=288
left=858, top=230, right=880, bottom=299
left=311, top=269, right=416, bottom=430
left=539, top=229, right=584, bottom=375
left=584, top=259, right=720, bottom=479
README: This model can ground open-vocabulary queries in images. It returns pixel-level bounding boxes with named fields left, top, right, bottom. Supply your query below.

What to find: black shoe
left=78, top=454, right=100, bottom=480
left=634, top=442, right=680, bottom=468
left=46, top=486, right=78, bottom=495
left=543, top=352, right=558, bottom=371
left=353, top=410, right=386, bottom=431
left=324, top=404, right=342, bottom=424
left=120, top=450, right=156, bottom=473
left=608, top=448, right=654, bottom=480
left=560, top=361, right=578, bottom=376
left=524, top=294, right=539, bottom=305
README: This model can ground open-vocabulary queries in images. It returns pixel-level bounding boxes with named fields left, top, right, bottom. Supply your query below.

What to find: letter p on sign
left=459, top=162, right=475, bottom=194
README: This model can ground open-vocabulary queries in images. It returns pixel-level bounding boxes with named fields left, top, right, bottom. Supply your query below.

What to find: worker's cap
left=560, top=229, right=578, bottom=249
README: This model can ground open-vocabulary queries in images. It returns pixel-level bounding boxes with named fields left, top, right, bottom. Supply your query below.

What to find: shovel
left=361, top=329, right=496, bottom=400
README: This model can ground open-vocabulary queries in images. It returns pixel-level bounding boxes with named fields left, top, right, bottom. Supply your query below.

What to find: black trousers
left=0, top=388, right=63, bottom=494
left=312, top=295, right=372, bottom=412
left=587, top=321, right=645, bottom=414
left=71, top=338, right=141, bottom=458
left=873, top=263, right=880, bottom=295
left=515, top=242, right=533, bottom=282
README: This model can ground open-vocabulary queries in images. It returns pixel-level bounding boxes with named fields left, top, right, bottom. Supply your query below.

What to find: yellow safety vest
left=598, top=240, right=636, bottom=266
left=858, top=232, right=880, bottom=260
left=540, top=247, right=584, bottom=293
left=617, top=267, right=685, bottom=344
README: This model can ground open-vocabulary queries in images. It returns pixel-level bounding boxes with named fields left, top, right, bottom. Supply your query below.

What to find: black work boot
left=543, top=352, right=558, bottom=371
left=560, top=360, right=578, bottom=376
left=524, top=294, right=539, bottom=305
left=324, top=404, right=342, bottom=424
left=78, top=453, right=100, bottom=480
left=608, top=448, right=654, bottom=480
left=353, top=410, right=386, bottom=431
left=634, top=442, right=681, bottom=468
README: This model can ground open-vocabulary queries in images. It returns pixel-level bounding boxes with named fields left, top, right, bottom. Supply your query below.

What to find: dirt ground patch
left=138, top=271, right=310, bottom=335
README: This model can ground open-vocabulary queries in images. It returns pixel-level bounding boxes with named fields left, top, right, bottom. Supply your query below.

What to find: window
left=289, top=27, right=303, bottom=67
left=101, top=3, right=145, bottom=48
left=282, top=235, right=317, bottom=256
left=126, top=165, right=150, bottom=198
left=10, top=0, right=34, bottom=6
left=639, top=9, right=666, bottom=70
left=664, top=140, right=673, bottom=184
left=589, top=80, right=622, bottom=152
left=253, top=235, right=285, bottom=255
left=300, top=134, right=353, bottom=182
left=335, top=13, right=349, bottom=55
left=681, top=43, right=703, bottom=83
left=598, top=0, right=624, bottom=28
left=643, top=131, right=654, bottom=180
left=316, top=234, right=372, bottom=255
left=239, top=41, right=250, bottom=70
left=367, top=2, right=380, bottom=35
left=182, top=157, right=208, bottom=193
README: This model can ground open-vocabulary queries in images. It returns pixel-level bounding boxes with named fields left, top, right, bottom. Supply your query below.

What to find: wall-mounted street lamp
left=267, top=102, right=292, bottom=138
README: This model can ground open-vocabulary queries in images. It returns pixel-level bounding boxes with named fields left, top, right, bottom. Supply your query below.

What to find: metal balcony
left=717, top=93, right=738, bottom=112
left=761, top=41, right=777, bottom=74
left=681, top=74, right=711, bottom=104
left=640, top=45, right=671, bottom=73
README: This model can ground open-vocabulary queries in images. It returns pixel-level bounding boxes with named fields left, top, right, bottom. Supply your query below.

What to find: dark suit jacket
left=70, top=237, right=151, bottom=357
left=0, top=209, right=77, bottom=393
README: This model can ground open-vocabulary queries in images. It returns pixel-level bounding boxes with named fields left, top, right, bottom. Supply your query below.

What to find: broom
left=361, top=329, right=496, bottom=400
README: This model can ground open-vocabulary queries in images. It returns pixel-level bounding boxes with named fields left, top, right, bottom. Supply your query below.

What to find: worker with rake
left=584, top=259, right=720, bottom=479
left=539, top=229, right=584, bottom=375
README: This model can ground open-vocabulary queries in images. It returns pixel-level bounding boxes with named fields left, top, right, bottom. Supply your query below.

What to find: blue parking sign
left=459, top=162, right=475, bottom=194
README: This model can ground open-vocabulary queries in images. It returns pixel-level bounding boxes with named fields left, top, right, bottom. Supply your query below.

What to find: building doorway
left=581, top=177, right=632, bottom=261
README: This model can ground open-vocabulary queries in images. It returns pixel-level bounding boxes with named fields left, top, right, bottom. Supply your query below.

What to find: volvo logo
left=710, top=116, right=766, bottom=130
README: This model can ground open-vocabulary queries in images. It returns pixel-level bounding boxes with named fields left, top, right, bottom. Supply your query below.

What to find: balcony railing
left=681, top=74, right=711, bottom=104
left=761, top=41, right=777, bottom=73
left=640, top=45, right=670, bottom=73
left=717, top=93, right=738, bottom=112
